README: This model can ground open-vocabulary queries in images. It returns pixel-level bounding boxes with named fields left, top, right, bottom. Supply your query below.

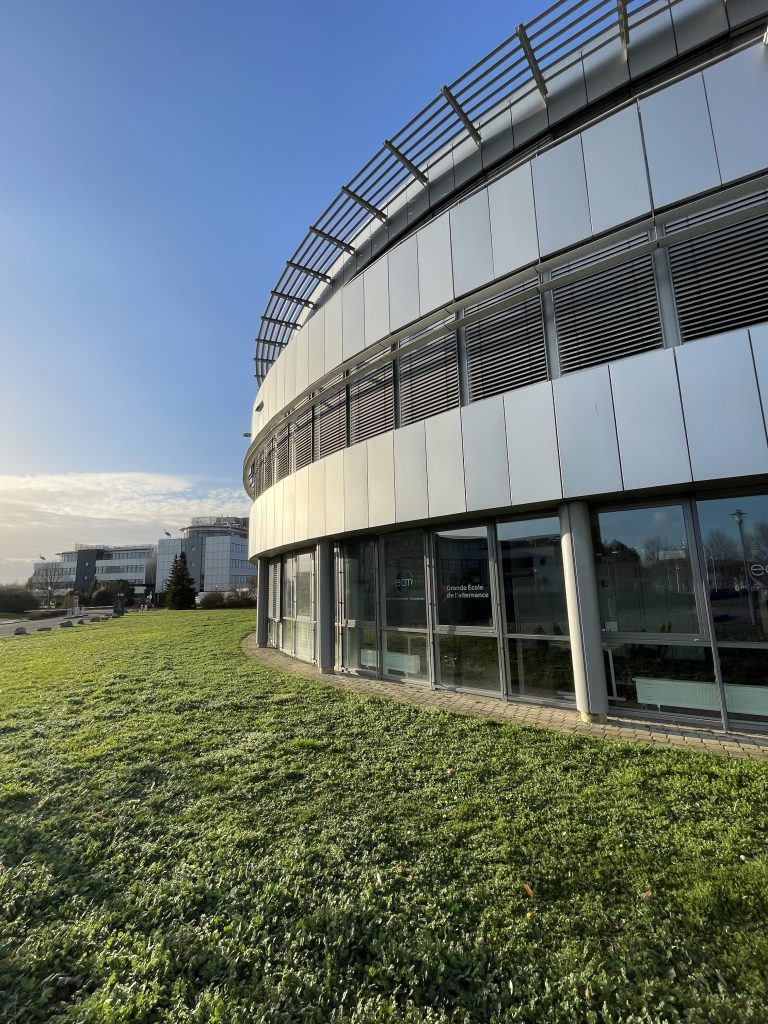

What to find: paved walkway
left=242, top=635, right=768, bottom=762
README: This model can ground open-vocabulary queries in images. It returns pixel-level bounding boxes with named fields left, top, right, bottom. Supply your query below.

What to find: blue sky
left=0, top=0, right=540, bottom=581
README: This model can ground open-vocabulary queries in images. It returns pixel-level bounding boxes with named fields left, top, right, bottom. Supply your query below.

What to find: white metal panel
left=294, top=466, right=309, bottom=544
left=324, top=292, right=343, bottom=374
left=394, top=421, right=429, bottom=523
left=510, top=89, right=548, bottom=147
left=639, top=73, right=720, bottom=209
left=453, top=136, right=483, bottom=190
left=342, top=274, right=365, bottom=363
left=488, top=162, right=540, bottom=279
left=270, top=481, right=281, bottom=551
left=582, top=105, right=651, bottom=235
left=417, top=213, right=454, bottom=315
left=504, top=382, right=562, bottom=506
left=750, top=323, right=768, bottom=433
left=583, top=30, right=630, bottom=102
left=307, top=307, right=325, bottom=388
left=282, top=474, right=296, bottom=546
left=324, top=449, right=345, bottom=535
left=307, top=460, right=326, bottom=540
left=610, top=348, right=692, bottom=489
left=364, top=255, right=390, bottom=346
left=546, top=52, right=587, bottom=124
left=367, top=431, right=396, bottom=528
left=295, top=323, right=309, bottom=397
left=676, top=331, right=768, bottom=480
left=705, top=44, right=768, bottom=186
left=425, top=408, right=466, bottom=517
left=388, top=234, right=420, bottom=331
left=553, top=366, right=623, bottom=497
left=282, top=337, right=297, bottom=410
left=272, top=355, right=286, bottom=418
left=671, top=0, right=728, bottom=55
left=480, top=103, right=513, bottom=170
left=627, top=0, right=677, bottom=78
left=461, top=396, right=511, bottom=511
left=532, top=135, right=592, bottom=257
left=344, top=443, right=369, bottom=532
left=450, top=189, right=494, bottom=298
left=427, top=150, right=455, bottom=206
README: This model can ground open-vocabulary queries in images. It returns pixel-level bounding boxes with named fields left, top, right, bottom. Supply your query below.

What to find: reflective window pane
left=281, top=618, right=293, bottom=656
left=498, top=517, right=568, bottom=636
left=342, top=625, right=378, bottom=673
left=593, top=506, right=698, bottom=634
left=381, top=531, right=427, bottom=628
left=438, top=635, right=501, bottom=692
left=296, top=552, right=313, bottom=618
left=382, top=630, right=429, bottom=680
left=508, top=638, right=574, bottom=701
left=295, top=620, right=314, bottom=662
left=718, top=647, right=768, bottom=723
left=281, top=556, right=294, bottom=619
left=434, top=526, right=493, bottom=628
left=342, top=540, right=376, bottom=623
left=605, top=644, right=718, bottom=718
left=697, top=494, right=768, bottom=643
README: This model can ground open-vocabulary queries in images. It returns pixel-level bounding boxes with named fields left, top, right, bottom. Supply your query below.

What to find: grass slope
left=0, top=611, right=767, bottom=1024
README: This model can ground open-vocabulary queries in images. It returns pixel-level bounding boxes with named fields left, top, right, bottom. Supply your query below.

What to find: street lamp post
left=731, top=509, right=756, bottom=628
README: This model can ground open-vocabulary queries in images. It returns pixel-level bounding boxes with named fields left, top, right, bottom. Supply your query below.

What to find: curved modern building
left=244, top=0, right=768, bottom=732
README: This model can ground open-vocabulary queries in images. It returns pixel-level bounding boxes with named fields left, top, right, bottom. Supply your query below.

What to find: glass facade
left=434, top=527, right=493, bottom=628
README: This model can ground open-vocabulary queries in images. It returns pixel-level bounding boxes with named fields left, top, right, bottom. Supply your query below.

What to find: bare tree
left=28, top=561, right=73, bottom=606
left=704, top=529, right=740, bottom=563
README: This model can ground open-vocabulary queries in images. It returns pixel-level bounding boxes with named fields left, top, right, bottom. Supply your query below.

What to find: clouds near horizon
left=0, top=471, right=249, bottom=583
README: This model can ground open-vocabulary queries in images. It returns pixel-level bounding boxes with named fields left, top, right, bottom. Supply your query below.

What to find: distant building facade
left=155, top=517, right=256, bottom=597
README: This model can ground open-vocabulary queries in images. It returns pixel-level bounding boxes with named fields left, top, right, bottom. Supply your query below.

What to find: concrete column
left=560, top=501, right=609, bottom=722
left=255, top=557, right=269, bottom=647
left=316, top=540, right=335, bottom=673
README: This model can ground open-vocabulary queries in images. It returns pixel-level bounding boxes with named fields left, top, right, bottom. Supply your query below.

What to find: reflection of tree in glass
left=704, top=529, right=740, bottom=562
left=597, top=540, right=640, bottom=562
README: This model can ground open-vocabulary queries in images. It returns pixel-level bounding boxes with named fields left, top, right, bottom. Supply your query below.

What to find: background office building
left=33, top=545, right=156, bottom=596
left=244, top=0, right=768, bottom=733
left=155, top=517, right=256, bottom=597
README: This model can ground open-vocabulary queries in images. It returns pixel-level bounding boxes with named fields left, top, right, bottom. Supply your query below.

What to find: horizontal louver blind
left=274, top=426, right=290, bottom=482
left=668, top=214, right=768, bottom=342
left=268, top=559, right=280, bottom=620
left=349, top=364, right=395, bottom=443
left=554, top=255, right=662, bottom=373
left=313, top=387, right=347, bottom=460
left=466, top=296, right=546, bottom=400
left=399, top=334, right=460, bottom=425
left=291, top=409, right=313, bottom=471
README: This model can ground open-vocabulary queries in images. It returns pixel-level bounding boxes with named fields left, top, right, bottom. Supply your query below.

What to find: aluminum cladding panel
left=324, top=292, right=343, bottom=373
left=307, top=308, right=325, bottom=388
left=344, top=443, right=369, bottom=532
left=342, top=274, right=365, bottom=363
left=504, top=382, right=562, bottom=506
left=388, top=235, right=420, bottom=332
left=364, top=255, right=390, bottom=347
left=394, top=421, right=429, bottom=523
left=367, top=431, right=396, bottom=527
left=450, top=189, right=494, bottom=298
left=294, top=323, right=309, bottom=397
left=417, top=214, right=454, bottom=315
left=639, top=73, right=720, bottom=209
left=553, top=366, right=622, bottom=497
left=532, top=136, right=592, bottom=257
left=750, top=323, right=768, bottom=436
left=294, top=466, right=310, bottom=544
left=324, top=449, right=345, bottom=535
left=425, top=408, right=466, bottom=517
left=308, top=460, right=326, bottom=539
left=461, top=396, right=511, bottom=511
left=609, top=348, right=692, bottom=490
left=704, top=45, right=768, bottom=186
left=488, top=163, right=539, bottom=278
left=282, top=474, right=296, bottom=547
left=582, top=105, right=651, bottom=236
left=676, top=331, right=768, bottom=480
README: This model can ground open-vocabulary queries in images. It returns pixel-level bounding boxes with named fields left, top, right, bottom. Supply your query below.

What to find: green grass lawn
left=1, top=611, right=767, bottom=1023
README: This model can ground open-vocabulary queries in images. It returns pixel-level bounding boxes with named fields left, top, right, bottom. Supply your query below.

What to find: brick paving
left=242, top=635, right=768, bottom=762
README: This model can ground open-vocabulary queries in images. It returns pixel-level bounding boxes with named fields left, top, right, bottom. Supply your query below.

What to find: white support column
left=316, top=540, right=335, bottom=673
left=255, top=558, right=269, bottom=647
left=560, top=501, right=609, bottom=722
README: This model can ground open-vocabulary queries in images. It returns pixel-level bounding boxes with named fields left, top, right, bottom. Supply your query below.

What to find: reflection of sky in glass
left=696, top=494, right=768, bottom=557
left=498, top=517, right=559, bottom=542
left=435, top=526, right=489, bottom=542
left=596, top=506, right=687, bottom=557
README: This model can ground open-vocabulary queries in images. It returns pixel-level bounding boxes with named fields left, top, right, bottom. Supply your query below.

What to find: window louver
left=274, top=425, right=290, bottom=482
left=465, top=292, right=546, bottom=401
left=291, top=409, right=313, bottom=472
left=313, top=386, right=347, bottom=460
left=349, top=364, right=395, bottom=443
left=399, top=333, right=460, bottom=425
left=668, top=214, right=768, bottom=342
left=553, top=255, right=662, bottom=374
left=268, top=558, right=281, bottom=621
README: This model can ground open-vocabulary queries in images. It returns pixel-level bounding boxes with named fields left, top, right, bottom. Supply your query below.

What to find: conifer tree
left=163, top=552, right=197, bottom=610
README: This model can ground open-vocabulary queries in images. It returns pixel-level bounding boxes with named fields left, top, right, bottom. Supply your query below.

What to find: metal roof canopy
left=253, top=0, right=691, bottom=383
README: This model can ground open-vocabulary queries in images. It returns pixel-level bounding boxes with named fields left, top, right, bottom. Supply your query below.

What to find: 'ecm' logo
left=394, top=570, right=414, bottom=591
left=749, top=564, right=768, bottom=585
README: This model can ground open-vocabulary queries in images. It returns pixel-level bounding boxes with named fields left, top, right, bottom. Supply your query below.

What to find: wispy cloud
left=0, top=472, right=249, bottom=583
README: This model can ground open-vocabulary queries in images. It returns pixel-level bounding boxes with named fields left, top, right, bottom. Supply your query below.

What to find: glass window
left=281, top=618, right=293, bottom=655
left=498, top=517, right=567, bottom=636
left=717, top=647, right=768, bottom=723
left=604, top=644, right=718, bottom=717
left=434, top=526, right=493, bottom=628
left=295, top=552, right=313, bottom=618
left=593, top=506, right=698, bottom=634
left=281, top=557, right=294, bottom=620
left=382, top=630, right=429, bottom=680
left=381, top=531, right=427, bottom=629
left=342, top=540, right=376, bottom=623
left=437, top=635, right=501, bottom=692
left=508, top=638, right=574, bottom=701
left=696, top=494, right=768, bottom=643
left=342, top=625, right=378, bottom=673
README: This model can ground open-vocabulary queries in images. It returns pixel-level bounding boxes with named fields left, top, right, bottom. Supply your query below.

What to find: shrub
left=198, top=591, right=226, bottom=609
left=0, top=585, right=40, bottom=614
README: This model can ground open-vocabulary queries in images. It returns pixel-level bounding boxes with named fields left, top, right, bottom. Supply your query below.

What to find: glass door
left=337, top=539, right=378, bottom=674
left=379, top=530, right=430, bottom=682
